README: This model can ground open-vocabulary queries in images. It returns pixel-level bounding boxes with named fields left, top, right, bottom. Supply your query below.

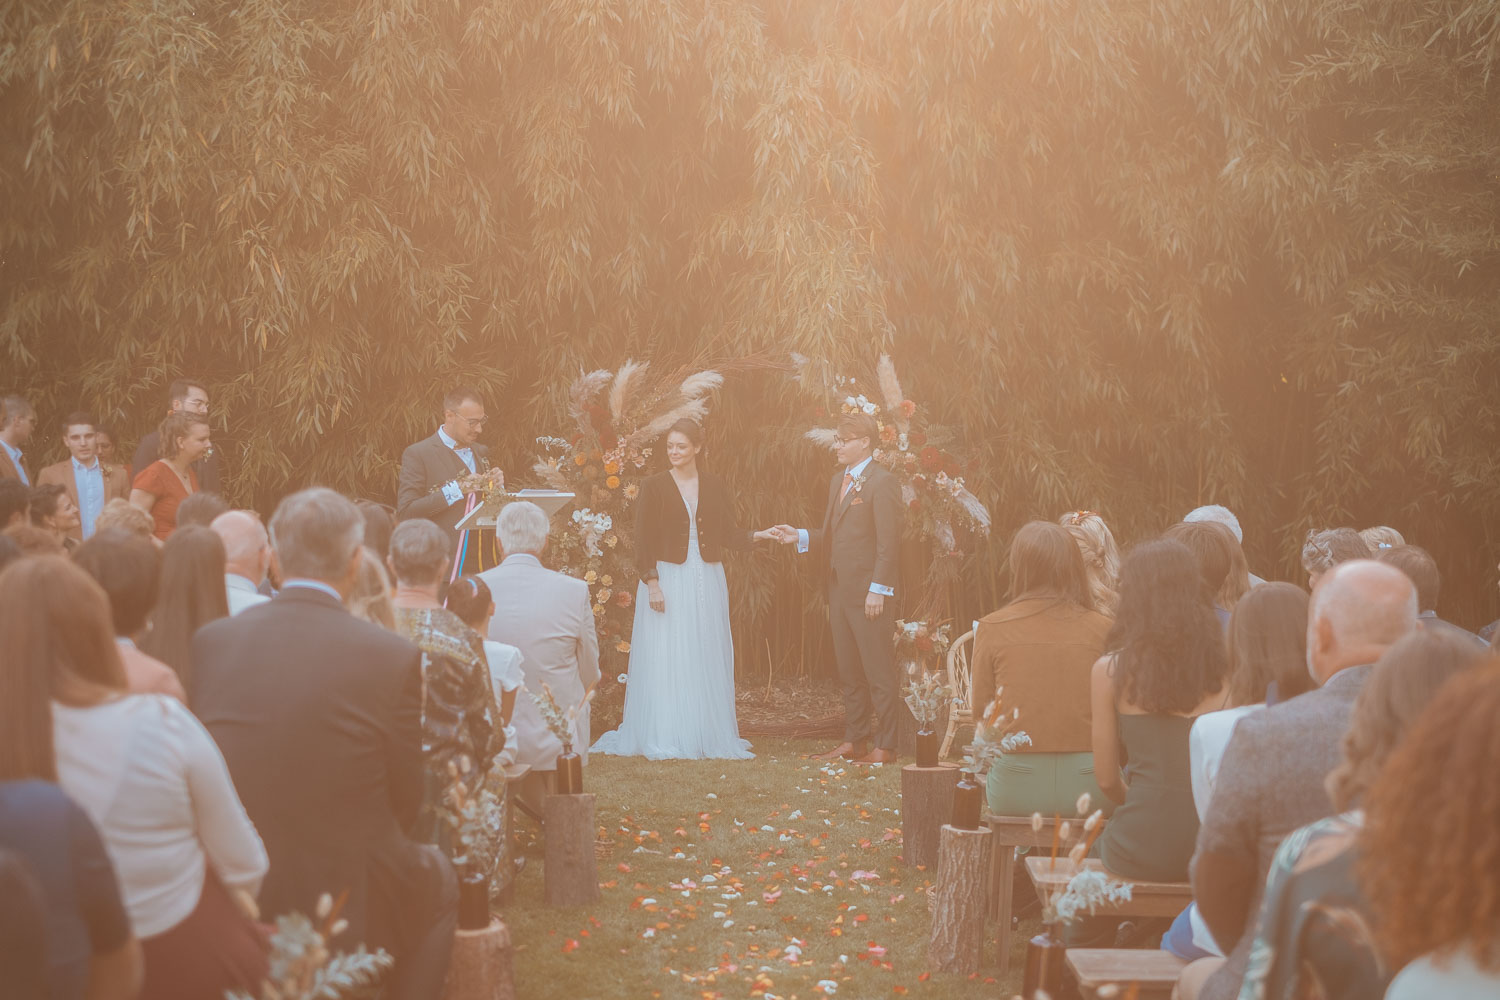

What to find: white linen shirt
left=52, top=694, right=268, bottom=937
left=224, top=574, right=270, bottom=616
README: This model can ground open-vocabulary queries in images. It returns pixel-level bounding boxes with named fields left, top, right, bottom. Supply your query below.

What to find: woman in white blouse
left=0, top=556, right=268, bottom=999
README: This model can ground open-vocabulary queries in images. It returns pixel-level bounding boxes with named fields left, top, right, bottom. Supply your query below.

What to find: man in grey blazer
left=396, top=386, right=502, bottom=571
left=478, top=501, right=600, bottom=806
left=1179, top=560, right=1419, bottom=1000
left=775, top=412, right=903, bottom=764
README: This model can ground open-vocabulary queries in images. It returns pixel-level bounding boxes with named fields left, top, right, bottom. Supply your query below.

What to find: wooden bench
left=985, top=813, right=1070, bottom=975
left=1066, top=948, right=1187, bottom=999
left=1024, top=856, right=1193, bottom=919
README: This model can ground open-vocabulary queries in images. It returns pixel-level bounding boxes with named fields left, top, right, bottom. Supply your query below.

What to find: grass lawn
left=504, top=737, right=1037, bottom=999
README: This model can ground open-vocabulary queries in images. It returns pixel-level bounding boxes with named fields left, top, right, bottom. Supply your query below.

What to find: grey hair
left=0, top=396, right=33, bottom=427
left=269, top=488, right=365, bottom=582
left=1184, top=504, right=1242, bottom=543
left=1358, top=525, right=1406, bottom=551
left=1310, top=559, right=1419, bottom=649
left=388, top=519, right=452, bottom=585
left=1301, top=527, right=1372, bottom=576
left=497, top=500, right=550, bottom=555
left=210, top=510, right=268, bottom=566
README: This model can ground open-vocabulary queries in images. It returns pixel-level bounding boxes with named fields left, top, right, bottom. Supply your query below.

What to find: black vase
left=555, top=747, right=584, bottom=795
left=458, top=871, right=491, bottom=931
left=1020, top=923, right=1066, bottom=998
left=951, top=772, right=982, bottom=830
left=915, top=729, right=939, bottom=767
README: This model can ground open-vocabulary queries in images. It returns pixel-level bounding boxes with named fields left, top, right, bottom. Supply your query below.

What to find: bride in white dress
left=591, top=419, right=774, bottom=760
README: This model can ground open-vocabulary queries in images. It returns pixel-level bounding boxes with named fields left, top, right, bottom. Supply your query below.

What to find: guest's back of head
left=2, top=524, right=62, bottom=557
left=1226, top=581, right=1313, bottom=707
left=1008, top=520, right=1092, bottom=610
left=496, top=500, right=551, bottom=557
left=1327, top=630, right=1489, bottom=811
left=445, top=575, right=494, bottom=631
left=71, top=530, right=161, bottom=639
left=1107, top=538, right=1227, bottom=714
left=1184, top=504, right=1244, bottom=543
left=388, top=519, right=450, bottom=587
left=354, top=501, right=395, bottom=560
left=1307, top=560, right=1418, bottom=685
left=1302, top=527, right=1372, bottom=589
left=139, top=525, right=228, bottom=694
left=94, top=498, right=154, bottom=541
left=1057, top=510, right=1119, bottom=614
left=1373, top=544, right=1440, bottom=614
left=1164, top=520, right=1238, bottom=606
left=174, top=491, right=229, bottom=529
left=268, top=488, right=365, bottom=585
left=347, top=546, right=395, bottom=630
left=1358, top=525, right=1405, bottom=553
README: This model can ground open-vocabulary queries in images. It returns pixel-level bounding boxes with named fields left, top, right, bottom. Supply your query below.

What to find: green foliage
left=3, top=0, right=1497, bottom=674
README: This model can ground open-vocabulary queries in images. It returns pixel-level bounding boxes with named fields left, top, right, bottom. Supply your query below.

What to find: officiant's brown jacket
left=970, top=597, right=1113, bottom=753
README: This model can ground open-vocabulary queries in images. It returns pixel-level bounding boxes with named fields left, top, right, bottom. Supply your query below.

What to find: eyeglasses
left=836, top=436, right=864, bottom=445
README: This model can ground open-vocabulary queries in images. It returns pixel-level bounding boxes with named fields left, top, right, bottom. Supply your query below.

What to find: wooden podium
left=451, top=490, right=574, bottom=575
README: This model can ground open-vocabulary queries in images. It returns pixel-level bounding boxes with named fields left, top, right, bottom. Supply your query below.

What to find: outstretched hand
left=768, top=524, right=799, bottom=545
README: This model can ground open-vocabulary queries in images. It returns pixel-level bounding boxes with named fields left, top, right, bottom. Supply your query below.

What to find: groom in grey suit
left=777, top=411, right=903, bottom=764
left=478, top=501, right=601, bottom=807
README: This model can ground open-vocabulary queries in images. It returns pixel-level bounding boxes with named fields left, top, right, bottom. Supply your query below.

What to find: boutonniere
left=851, top=471, right=870, bottom=494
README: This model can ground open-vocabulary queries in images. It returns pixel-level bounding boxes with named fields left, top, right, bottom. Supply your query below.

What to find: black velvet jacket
left=633, top=470, right=753, bottom=581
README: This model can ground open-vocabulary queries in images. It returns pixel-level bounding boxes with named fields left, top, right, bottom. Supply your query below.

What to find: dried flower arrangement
left=902, top=665, right=954, bottom=729
left=229, top=893, right=392, bottom=1000
left=529, top=681, right=596, bottom=752
left=961, top=694, right=1032, bottom=777
left=1032, top=793, right=1132, bottom=925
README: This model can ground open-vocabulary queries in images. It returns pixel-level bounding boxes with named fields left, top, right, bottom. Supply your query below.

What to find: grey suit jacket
left=395, top=432, right=491, bottom=541
left=1191, top=664, right=1372, bottom=1000
left=478, top=554, right=600, bottom=770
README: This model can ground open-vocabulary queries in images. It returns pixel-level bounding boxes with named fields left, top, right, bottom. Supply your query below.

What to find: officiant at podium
left=396, top=386, right=504, bottom=575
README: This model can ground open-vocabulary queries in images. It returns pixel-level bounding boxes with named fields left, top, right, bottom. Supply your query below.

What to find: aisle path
left=505, top=737, right=1026, bottom=999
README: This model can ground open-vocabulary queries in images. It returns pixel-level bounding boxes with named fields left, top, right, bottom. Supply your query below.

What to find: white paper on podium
left=455, top=490, right=576, bottom=530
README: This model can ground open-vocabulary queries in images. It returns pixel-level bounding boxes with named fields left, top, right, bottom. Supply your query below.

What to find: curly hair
left=1327, top=631, right=1488, bottom=811
left=1300, top=527, right=1371, bottom=578
left=1225, top=581, right=1312, bottom=707
left=1359, top=662, right=1500, bottom=972
left=1106, top=538, right=1227, bottom=714
left=1059, top=511, right=1120, bottom=615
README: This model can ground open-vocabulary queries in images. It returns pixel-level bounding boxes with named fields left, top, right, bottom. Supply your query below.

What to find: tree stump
left=901, top=762, right=958, bottom=869
left=543, top=793, right=601, bottom=907
left=927, top=823, right=989, bottom=975
left=443, top=918, right=516, bottom=1000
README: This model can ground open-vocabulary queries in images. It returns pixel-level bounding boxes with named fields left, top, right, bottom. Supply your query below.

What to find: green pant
left=985, top=751, right=1115, bottom=818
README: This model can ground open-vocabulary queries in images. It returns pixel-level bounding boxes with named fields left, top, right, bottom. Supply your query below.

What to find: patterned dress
left=1237, top=810, right=1388, bottom=1000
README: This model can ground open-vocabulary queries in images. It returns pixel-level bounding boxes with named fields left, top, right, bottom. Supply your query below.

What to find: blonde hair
left=347, top=546, right=395, bottom=630
left=1359, top=525, right=1405, bottom=552
left=1059, top=511, right=1120, bottom=614
left=93, top=499, right=154, bottom=540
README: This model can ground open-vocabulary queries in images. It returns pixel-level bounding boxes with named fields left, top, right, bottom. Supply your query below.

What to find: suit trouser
left=368, top=841, right=459, bottom=1000
left=828, top=593, right=899, bottom=749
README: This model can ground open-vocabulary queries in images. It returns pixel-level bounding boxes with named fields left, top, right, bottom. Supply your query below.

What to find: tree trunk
left=543, top=793, right=601, bottom=907
left=927, top=823, right=989, bottom=975
left=901, top=763, right=959, bottom=869
left=442, top=918, right=516, bottom=1000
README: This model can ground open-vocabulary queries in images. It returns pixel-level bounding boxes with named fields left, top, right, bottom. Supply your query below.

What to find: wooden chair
left=1066, top=948, right=1187, bottom=999
left=1024, top=856, right=1194, bottom=919
left=941, top=627, right=976, bottom=759
left=986, top=813, right=1068, bottom=976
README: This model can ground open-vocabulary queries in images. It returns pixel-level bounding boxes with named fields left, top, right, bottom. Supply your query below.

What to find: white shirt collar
left=281, top=579, right=343, bottom=602
left=225, top=573, right=262, bottom=593
left=437, top=426, right=471, bottom=453
left=846, top=455, right=874, bottom=479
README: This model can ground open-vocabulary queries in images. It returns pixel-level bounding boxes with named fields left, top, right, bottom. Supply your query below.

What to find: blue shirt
left=1, top=438, right=28, bottom=485
left=71, top=457, right=105, bottom=539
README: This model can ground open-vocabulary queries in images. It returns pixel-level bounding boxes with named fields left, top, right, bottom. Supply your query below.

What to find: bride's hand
left=647, top=580, right=666, bottom=613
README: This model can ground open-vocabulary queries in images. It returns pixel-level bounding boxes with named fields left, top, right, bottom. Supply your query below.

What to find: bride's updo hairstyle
left=667, top=418, right=703, bottom=447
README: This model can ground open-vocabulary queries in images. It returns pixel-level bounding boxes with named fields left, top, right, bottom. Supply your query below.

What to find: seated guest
left=1376, top=543, right=1488, bottom=648
left=174, top=491, right=229, bottom=529
left=478, top=501, right=600, bottom=810
left=1165, top=520, right=1240, bottom=629
left=1059, top=510, right=1120, bottom=615
left=0, top=782, right=143, bottom=1000
left=1089, top=539, right=1228, bottom=884
left=1299, top=527, right=1371, bottom=590
left=130, top=412, right=211, bottom=541
left=1179, top=560, right=1417, bottom=1000
left=356, top=499, right=396, bottom=560
left=446, top=574, right=524, bottom=745
left=72, top=530, right=186, bottom=700
left=389, top=520, right=500, bottom=842
left=348, top=546, right=397, bottom=629
left=4, top=522, right=64, bottom=556
left=191, top=488, right=456, bottom=1000
left=0, top=477, right=29, bottom=530
left=1358, top=524, right=1404, bottom=552
left=971, top=521, right=1114, bottom=817
left=29, top=483, right=83, bottom=551
left=37, top=412, right=130, bottom=542
left=1164, top=582, right=1313, bottom=961
left=1184, top=505, right=1267, bottom=587
left=1361, top=665, right=1500, bottom=999
left=139, top=525, right=228, bottom=696
left=1232, top=631, right=1488, bottom=1000
left=94, top=497, right=155, bottom=541
left=0, top=556, right=267, bottom=998
left=210, top=510, right=272, bottom=616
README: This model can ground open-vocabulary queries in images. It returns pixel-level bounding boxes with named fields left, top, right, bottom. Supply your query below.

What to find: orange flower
left=573, top=453, right=587, bottom=466
left=606, top=475, right=620, bottom=489
left=604, top=460, right=620, bottom=475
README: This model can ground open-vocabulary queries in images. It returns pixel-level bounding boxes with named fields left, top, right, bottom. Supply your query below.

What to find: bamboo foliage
left=2, top=0, right=1497, bottom=677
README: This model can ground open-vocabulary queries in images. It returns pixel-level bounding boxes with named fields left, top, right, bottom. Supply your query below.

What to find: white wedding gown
left=591, top=501, right=754, bottom=760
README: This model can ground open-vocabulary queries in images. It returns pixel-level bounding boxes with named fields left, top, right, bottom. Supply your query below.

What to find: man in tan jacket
left=37, top=412, right=131, bottom=541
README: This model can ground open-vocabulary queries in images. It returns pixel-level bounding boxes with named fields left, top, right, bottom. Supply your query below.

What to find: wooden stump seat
left=1024, top=856, right=1193, bottom=919
left=1065, top=947, right=1187, bottom=999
